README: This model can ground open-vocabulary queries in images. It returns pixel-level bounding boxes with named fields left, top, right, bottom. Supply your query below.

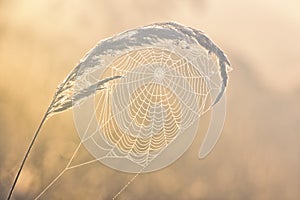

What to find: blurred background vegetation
left=1, top=0, right=300, bottom=199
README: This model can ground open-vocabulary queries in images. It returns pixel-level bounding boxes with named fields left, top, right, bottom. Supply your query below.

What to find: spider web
left=92, top=48, right=212, bottom=165
left=33, top=45, right=222, bottom=199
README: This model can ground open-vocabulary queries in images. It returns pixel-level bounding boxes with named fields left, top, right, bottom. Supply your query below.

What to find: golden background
left=1, top=0, right=299, bottom=199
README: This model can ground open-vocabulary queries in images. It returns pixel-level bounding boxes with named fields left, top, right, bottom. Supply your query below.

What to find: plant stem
left=6, top=111, right=49, bottom=200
